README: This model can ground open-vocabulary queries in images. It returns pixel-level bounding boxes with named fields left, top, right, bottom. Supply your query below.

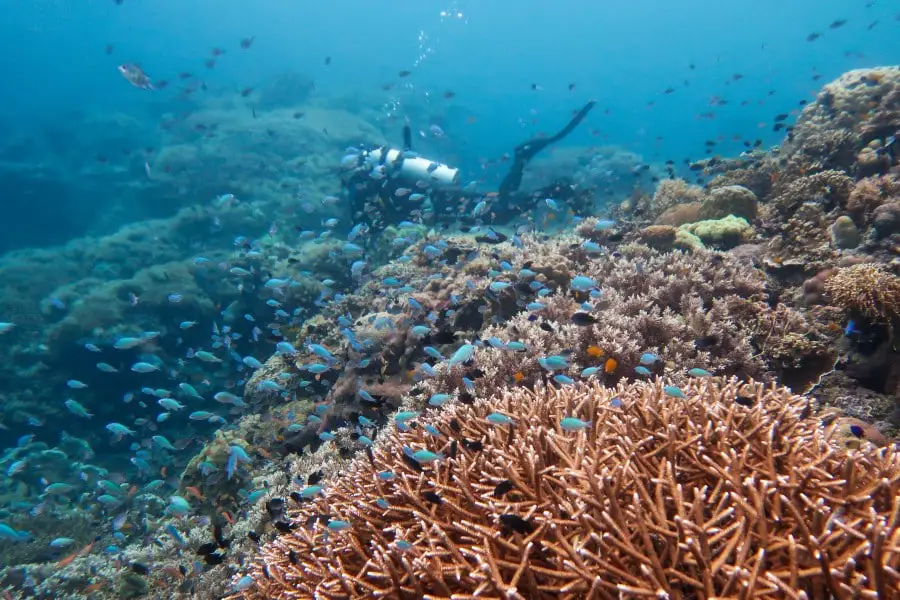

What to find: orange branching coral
left=232, top=379, right=900, bottom=599
left=824, top=262, right=900, bottom=322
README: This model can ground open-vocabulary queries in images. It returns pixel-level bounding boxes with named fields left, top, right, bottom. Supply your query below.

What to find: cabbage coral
left=231, top=379, right=900, bottom=599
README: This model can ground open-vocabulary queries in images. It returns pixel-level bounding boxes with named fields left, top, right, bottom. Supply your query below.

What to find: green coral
left=679, top=215, right=753, bottom=249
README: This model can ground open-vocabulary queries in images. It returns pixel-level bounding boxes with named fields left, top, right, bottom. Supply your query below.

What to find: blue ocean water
left=0, top=0, right=895, bottom=250
left=0, top=0, right=897, bottom=596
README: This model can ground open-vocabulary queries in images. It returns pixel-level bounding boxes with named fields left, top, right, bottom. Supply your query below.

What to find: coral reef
left=232, top=379, right=900, bottom=599
left=824, top=263, right=900, bottom=323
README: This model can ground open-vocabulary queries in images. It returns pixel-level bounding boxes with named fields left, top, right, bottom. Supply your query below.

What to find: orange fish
left=586, top=345, right=605, bottom=358
left=83, top=581, right=107, bottom=593
left=57, top=552, right=79, bottom=568
left=222, top=510, right=235, bottom=525
left=604, top=358, right=618, bottom=373
left=513, top=372, right=524, bottom=383
left=185, top=486, right=204, bottom=501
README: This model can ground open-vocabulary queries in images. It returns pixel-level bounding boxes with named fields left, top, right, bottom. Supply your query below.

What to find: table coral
left=231, top=378, right=900, bottom=599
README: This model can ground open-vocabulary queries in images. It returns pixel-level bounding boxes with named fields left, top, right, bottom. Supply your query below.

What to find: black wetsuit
left=498, top=100, right=597, bottom=202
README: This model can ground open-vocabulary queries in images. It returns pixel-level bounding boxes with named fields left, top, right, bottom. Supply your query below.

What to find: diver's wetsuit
left=497, top=100, right=597, bottom=205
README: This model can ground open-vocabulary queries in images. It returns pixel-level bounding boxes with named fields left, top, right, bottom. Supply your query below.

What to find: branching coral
left=649, top=178, right=707, bottom=219
left=231, top=379, right=900, bottom=599
left=769, top=169, right=855, bottom=216
left=824, top=262, right=900, bottom=322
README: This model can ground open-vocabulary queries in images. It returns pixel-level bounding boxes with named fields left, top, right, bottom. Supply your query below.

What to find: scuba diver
left=340, top=100, right=597, bottom=234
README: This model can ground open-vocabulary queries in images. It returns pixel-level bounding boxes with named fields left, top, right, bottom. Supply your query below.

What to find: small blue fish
left=428, top=393, right=452, bottom=407
left=486, top=413, right=514, bottom=426
left=560, top=417, right=592, bottom=431
left=327, top=520, right=351, bottom=531
left=554, top=374, right=575, bottom=385
left=688, top=368, right=711, bottom=377
left=634, top=366, right=652, bottom=377
left=570, top=276, right=596, bottom=292
left=581, top=367, right=600, bottom=377
left=233, top=576, right=254, bottom=591
left=411, top=449, right=442, bottom=463
left=411, top=325, right=431, bottom=337
left=489, top=281, right=510, bottom=293
left=424, top=346, right=445, bottom=360
left=538, top=355, right=569, bottom=372
left=663, top=385, right=685, bottom=398
left=448, top=344, right=475, bottom=365
left=301, top=485, right=323, bottom=498
left=639, top=353, right=659, bottom=365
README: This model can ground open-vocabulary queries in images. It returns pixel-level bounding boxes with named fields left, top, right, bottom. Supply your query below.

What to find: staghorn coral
left=824, top=262, right=900, bottom=322
left=231, top=378, right=900, bottom=600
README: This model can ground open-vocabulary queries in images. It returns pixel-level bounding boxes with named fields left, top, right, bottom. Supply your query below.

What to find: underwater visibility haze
left=0, top=0, right=900, bottom=598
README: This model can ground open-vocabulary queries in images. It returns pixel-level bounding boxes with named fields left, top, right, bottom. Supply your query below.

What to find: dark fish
left=462, top=439, right=484, bottom=451
left=324, top=56, right=331, bottom=65
left=307, top=470, right=324, bottom=485
left=570, top=312, right=596, bottom=326
left=288, top=550, right=298, bottom=565
left=849, top=424, right=864, bottom=437
left=443, top=90, right=455, bottom=99
left=423, top=491, right=443, bottom=504
left=204, top=552, right=225, bottom=565
left=448, top=440, right=458, bottom=458
left=449, top=419, right=461, bottom=433
left=214, top=524, right=230, bottom=549
left=196, top=542, right=217, bottom=556
left=459, top=391, right=475, bottom=404
left=266, top=498, right=285, bottom=520
left=829, top=19, right=847, bottom=29
left=426, top=162, right=439, bottom=173
left=131, top=562, right=150, bottom=575
left=179, top=565, right=187, bottom=576
left=568, top=83, right=576, bottom=91
left=806, top=32, right=821, bottom=42
left=539, top=322, right=553, bottom=332
left=402, top=453, right=425, bottom=473
left=274, top=521, right=293, bottom=533
left=499, top=514, right=534, bottom=534
left=240, top=36, right=255, bottom=49
left=398, top=70, right=411, bottom=77
left=694, top=335, right=718, bottom=349
left=494, top=480, right=514, bottom=498
left=773, top=123, right=786, bottom=132
left=248, top=531, right=260, bottom=543
left=734, top=396, right=754, bottom=407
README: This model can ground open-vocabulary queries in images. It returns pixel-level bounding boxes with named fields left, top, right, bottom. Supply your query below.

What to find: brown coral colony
left=235, top=381, right=900, bottom=599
